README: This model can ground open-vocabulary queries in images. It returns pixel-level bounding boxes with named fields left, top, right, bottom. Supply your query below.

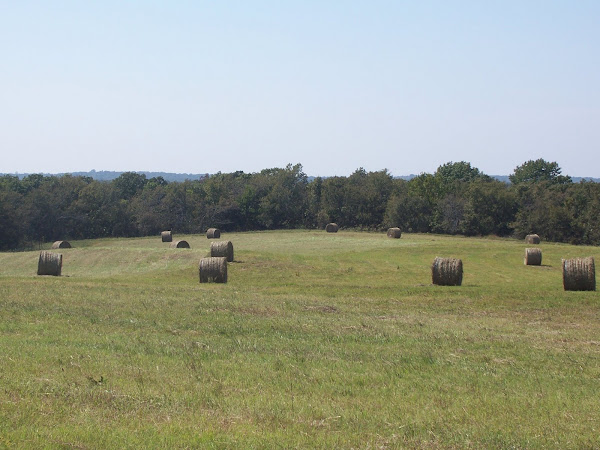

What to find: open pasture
left=0, top=230, right=599, bottom=448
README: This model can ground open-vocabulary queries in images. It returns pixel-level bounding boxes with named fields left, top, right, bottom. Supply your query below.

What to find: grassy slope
left=0, top=231, right=599, bottom=448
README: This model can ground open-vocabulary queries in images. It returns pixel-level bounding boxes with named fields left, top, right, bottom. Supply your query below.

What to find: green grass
left=1, top=230, right=599, bottom=448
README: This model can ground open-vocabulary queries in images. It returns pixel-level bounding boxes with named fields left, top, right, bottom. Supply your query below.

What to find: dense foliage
left=1, top=160, right=599, bottom=250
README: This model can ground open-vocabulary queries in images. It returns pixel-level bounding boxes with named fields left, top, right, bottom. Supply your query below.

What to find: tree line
left=1, top=159, right=599, bottom=251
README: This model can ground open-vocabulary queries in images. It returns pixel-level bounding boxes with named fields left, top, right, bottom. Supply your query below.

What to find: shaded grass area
left=1, top=231, right=599, bottom=448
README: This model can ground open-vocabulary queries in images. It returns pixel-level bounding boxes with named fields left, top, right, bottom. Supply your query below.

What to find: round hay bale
left=387, top=227, right=402, bottom=239
left=431, top=256, right=463, bottom=286
left=51, top=240, right=71, bottom=249
left=210, top=240, right=234, bottom=262
left=206, top=228, right=221, bottom=239
left=562, top=257, right=595, bottom=291
left=199, top=257, right=227, bottom=283
left=524, top=248, right=542, bottom=266
left=325, top=223, right=339, bottom=233
left=161, top=231, right=173, bottom=242
left=525, top=234, right=540, bottom=244
left=170, top=240, right=190, bottom=249
left=37, top=251, right=62, bottom=276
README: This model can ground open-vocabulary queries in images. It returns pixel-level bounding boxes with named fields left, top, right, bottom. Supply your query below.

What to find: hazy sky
left=2, top=1, right=599, bottom=177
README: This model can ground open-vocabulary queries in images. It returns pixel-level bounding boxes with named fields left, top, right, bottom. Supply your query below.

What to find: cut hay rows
left=170, top=240, right=190, bottom=249
left=161, top=231, right=173, bottom=242
left=199, top=257, right=227, bottom=283
left=51, top=241, right=71, bottom=249
left=562, top=257, right=595, bottom=291
left=524, top=248, right=542, bottom=265
left=387, top=227, right=401, bottom=239
left=206, top=228, right=221, bottom=239
left=210, top=240, right=234, bottom=262
left=37, top=251, right=62, bottom=276
left=431, top=257, right=463, bottom=286
left=325, top=223, right=339, bottom=233
left=525, top=234, right=540, bottom=244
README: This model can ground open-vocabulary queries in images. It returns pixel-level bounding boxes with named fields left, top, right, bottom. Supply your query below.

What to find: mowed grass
left=1, top=230, right=599, bottom=448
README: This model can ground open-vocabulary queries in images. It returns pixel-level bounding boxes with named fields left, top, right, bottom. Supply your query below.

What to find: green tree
left=385, top=176, right=436, bottom=233
left=431, top=194, right=465, bottom=234
left=0, top=174, right=22, bottom=193
left=384, top=179, right=432, bottom=233
left=509, top=159, right=571, bottom=185
left=320, top=176, right=347, bottom=225
left=433, top=161, right=487, bottom=203
left=511, top=182, right=578, bottom=243
left=576, top=182, right=600, bottom=245
left=306, top=177, right=325, bottom=228
left=0, top=190, right=23, bottom=250
left=51, top=175, right=94, bottom=239
left=129, top=185, right=169, bottom=236
left=435, top=161, right=484, bottom=184
left=461, top=178, right=516, bottom=236
left=404, top=173, right=441, bottom=231
left=113, top=172, right=147, bottom=199
left=74, top=182, right=134, bottom=238
left=145, top=176, right=169, bottom=190
left=20, top=184, right=58, bottom=245
left=258, top=164, right=308, bottom=229
left=201, top=171, right=260, bottom=230
left=19, top=173, right=48, bottom=194
left=320, top=168, right=393, bottom=229
left=560, top=181, right=600, bottom=245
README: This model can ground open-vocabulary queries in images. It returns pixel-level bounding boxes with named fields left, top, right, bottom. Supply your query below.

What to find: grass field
left=1, top=230, right=599, bottom=448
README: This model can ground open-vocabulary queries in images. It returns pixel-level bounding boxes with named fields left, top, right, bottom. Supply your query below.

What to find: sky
left=1, top=1, right=599, bottom=177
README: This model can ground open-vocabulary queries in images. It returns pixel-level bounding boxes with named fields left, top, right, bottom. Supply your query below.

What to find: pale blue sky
left=1, top=1, right=599, bottom=176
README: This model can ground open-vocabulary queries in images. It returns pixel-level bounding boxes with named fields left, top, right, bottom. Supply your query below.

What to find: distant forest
left=1, top=159, right=599, bottom=251
left=2, top=170, right=209, bottom=183
left=3, top=169, right=599, bottom=184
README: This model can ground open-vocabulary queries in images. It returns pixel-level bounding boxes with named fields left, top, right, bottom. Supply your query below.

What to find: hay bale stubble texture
left=170, top=240, right=190, bottom=249
left=562, top=257, right=595, bottom=291
left=210, top=240, right=234, bottom=262
left=387, top=227, right=402, bottom=239
left=206, top=228, right=221, bottom=239
left=161, top=231, right=173, bottom=242
left=431, top=257, right=463, bottom=286
left=199, top=257, right=228, bottom=283
left=525, top=234, right=541, bottom=244
left=325, top=223, right=339, bottom=233
left=51, top=241, right=71, bottom=249
left=37, top=251, right=62, bottom=276
left=524, top=248, right=542, bottom=265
